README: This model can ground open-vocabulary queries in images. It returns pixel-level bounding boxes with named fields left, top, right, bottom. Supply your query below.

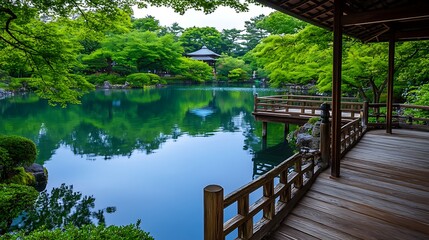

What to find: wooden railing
left=204, top=151, right=324, bottom=240
left=364, top=103, right=429, bottom=130
left=340, top=117, right=365, bottom=157
left=254, top=94, right=363, bottom=119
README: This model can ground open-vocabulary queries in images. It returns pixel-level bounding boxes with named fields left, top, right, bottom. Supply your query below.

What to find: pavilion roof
left=255, top=0, right=429, bottom=42
left=186, top=46, right=221, bottom=57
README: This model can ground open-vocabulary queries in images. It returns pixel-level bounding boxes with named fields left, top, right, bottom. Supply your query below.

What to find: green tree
left=220, top=28, right=243, bottom=56
left=242, top=14, right=268, bottom=52
left=132, top=15, right=163, bottom=32
left=257, top=11, right=307, bottom=35
left=251, top=25, right=331, bottom=87
left=0, top=0, right=250, bottom=105
left=228, top=68, right=249, bottom=82
left=83, top=31, right=183, bottom=75
left=175, top=57, right=213, bottom=82
left=216, top=55, right=251, bottom=81
left=161, top=22, right=184, bottom=40
left=179, top=27, right=224, bottom=54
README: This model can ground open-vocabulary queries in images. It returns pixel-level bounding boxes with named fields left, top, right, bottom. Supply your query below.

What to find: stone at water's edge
left=24, top=163, right=48, bottom=192
left=294, top=121, right=321, bottom=151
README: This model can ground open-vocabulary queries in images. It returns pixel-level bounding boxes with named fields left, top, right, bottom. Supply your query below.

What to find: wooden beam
left=386, top=32, right=395, bottom=134
left=395, top=29, right=429, bottom=41
left=342, top=4, right=429, bottom=27
left=331, top=0, right=343, bottom=178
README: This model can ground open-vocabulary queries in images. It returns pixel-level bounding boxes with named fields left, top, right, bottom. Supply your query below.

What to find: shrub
left=0, top=183, right=39, bottom=234
left=85, top=74, right=126, bottom=85
left=146, top=73, right=165, bottom=85
left=308, top=117, right=320, bottom=125
left=3, top=167, right=36, bottom=186
left=126, top=73, right=165, bottom=87
left=228, top=68, right=249, bottom=82
left=0, top=135, right=36, bottom=173
left=126, top=73, right=151, bottom=87
left=3, top=222, right=154, bottom=240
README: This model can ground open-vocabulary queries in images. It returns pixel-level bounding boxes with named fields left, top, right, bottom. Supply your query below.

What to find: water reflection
left=252, top=141, right=296, bottom=179
left=1, top=86, right=297, bottom=239
left=14, top=184, right=115, bottom=233
left=0, top=86, right=290, bottom=163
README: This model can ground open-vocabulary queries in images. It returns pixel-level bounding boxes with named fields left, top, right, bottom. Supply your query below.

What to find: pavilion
left=186, top=46, right=221, bottom=72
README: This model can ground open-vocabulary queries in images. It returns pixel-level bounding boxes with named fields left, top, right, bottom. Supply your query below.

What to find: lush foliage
left=0, top=183, right=39, bottom=234
left=0, top=0, right=251, bottom=105
left=0, top=135, right=37, bottom=178
left=3, top=222, right=154, bottom=240
left=216, top=55, right=251, bottom=81
left=176, top=58, right=214, bottom=82
left=249, top=23, right=429, bottom=102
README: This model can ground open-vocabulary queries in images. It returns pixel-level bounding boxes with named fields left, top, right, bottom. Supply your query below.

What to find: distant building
left=186, top=46, right=220, bottom=73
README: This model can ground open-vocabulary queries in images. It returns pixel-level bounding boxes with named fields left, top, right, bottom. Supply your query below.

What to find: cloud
left=132, top=5, right=274, bottom=31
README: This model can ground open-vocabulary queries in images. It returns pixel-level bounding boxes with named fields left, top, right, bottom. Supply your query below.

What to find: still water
left=0, top=86, right=296, bottom=239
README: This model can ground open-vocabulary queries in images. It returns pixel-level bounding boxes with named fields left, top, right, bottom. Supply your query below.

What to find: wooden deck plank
left=267, top=129, right=429, bottom=240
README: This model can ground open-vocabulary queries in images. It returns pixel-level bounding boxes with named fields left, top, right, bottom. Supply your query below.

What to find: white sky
left=132, top=4, right=274, bottom=31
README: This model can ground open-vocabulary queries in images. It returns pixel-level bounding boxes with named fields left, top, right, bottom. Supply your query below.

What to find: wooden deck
left=268, top=129, right=429, bottom=240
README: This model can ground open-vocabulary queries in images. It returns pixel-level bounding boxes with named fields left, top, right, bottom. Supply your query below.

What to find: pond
left=0, top=85, right=297, bottom=239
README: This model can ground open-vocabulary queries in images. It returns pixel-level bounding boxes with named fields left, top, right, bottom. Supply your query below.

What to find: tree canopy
left=0, top=0, right=252, bottom=105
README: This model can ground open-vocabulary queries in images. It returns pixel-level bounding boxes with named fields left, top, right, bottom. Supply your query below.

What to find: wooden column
left=284, top=123, right=289, bottom=140
left=204, top=185, right=224, bottom=240
left=331, top=0, right=343, bottom=178
left=386, top=32, right=395, bottom=134
left=320, top=103, right=331, bottom=169
left=262, top=122, right=267, bottom=139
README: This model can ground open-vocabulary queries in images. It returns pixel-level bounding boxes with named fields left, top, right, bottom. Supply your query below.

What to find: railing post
left=253, top=93, right=258, bottom=112
left=362, top=101, right=369, bottom=127
left=204, top=185, right=224, bottom=240
left=238, top=195, right=253, bottom=239
left=263, top=179, right=275, bottom=220
left=320, top=103, right=331, bottom=169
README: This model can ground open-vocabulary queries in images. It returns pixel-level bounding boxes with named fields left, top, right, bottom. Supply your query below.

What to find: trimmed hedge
left=3, top=222, right=154, bottom=240
left=126, top=73, right=166, bottom=88
left=0, top=135, right=36, bottom=171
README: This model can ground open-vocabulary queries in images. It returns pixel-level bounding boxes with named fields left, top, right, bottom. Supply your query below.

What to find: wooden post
left=387, top=32, right=395, bottom=134
left=253, top=93, right=258, bottom=112
left=204, top=185, right=224, bottom=240
left=263, top=180, right=275, bottom=220
left=320, top=103, right=331, bottom=169
left=238, top=196, right=252, bottom=239
left=262, top=122, right=268, bottom=139
left=362, top=101, right=369, bottom=127
left=331, top=0, right=343, bottom=178
left=284, top=123, right=289, bottom=140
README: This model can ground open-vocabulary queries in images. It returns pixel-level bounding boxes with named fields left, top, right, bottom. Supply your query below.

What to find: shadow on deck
left=268, top=129, right=429, bottom=240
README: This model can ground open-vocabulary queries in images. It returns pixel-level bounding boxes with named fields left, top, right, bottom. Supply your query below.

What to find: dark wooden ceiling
left=255, top=0, right=429, bottom=42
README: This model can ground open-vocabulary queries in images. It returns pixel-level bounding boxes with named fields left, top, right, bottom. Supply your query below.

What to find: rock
left=296, top=133, right=313, bottom=149
left=24, top=163, right=48, bottom=191
left=312, top=121, right=321, bottom=137
left=103, top=81, right=112, bottom=89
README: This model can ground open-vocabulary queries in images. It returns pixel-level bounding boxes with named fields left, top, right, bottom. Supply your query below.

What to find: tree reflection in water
left=15, top=183, right=116, bottom=233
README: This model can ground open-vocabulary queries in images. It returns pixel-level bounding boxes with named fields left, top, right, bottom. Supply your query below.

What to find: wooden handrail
left=257, top=94, right=358, bottom=101
left=204, top=151, right=324, bottom=240
left=366, top=103, right=429, bottom=129
left=254, top=95, right=363, bottom=119
left=340, top=118, right=365, bottom=157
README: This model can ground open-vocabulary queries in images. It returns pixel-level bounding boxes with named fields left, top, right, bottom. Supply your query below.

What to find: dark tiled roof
left=186, top=46, right=221, bottom=57
left=190, top=56, right=217, bottom=61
